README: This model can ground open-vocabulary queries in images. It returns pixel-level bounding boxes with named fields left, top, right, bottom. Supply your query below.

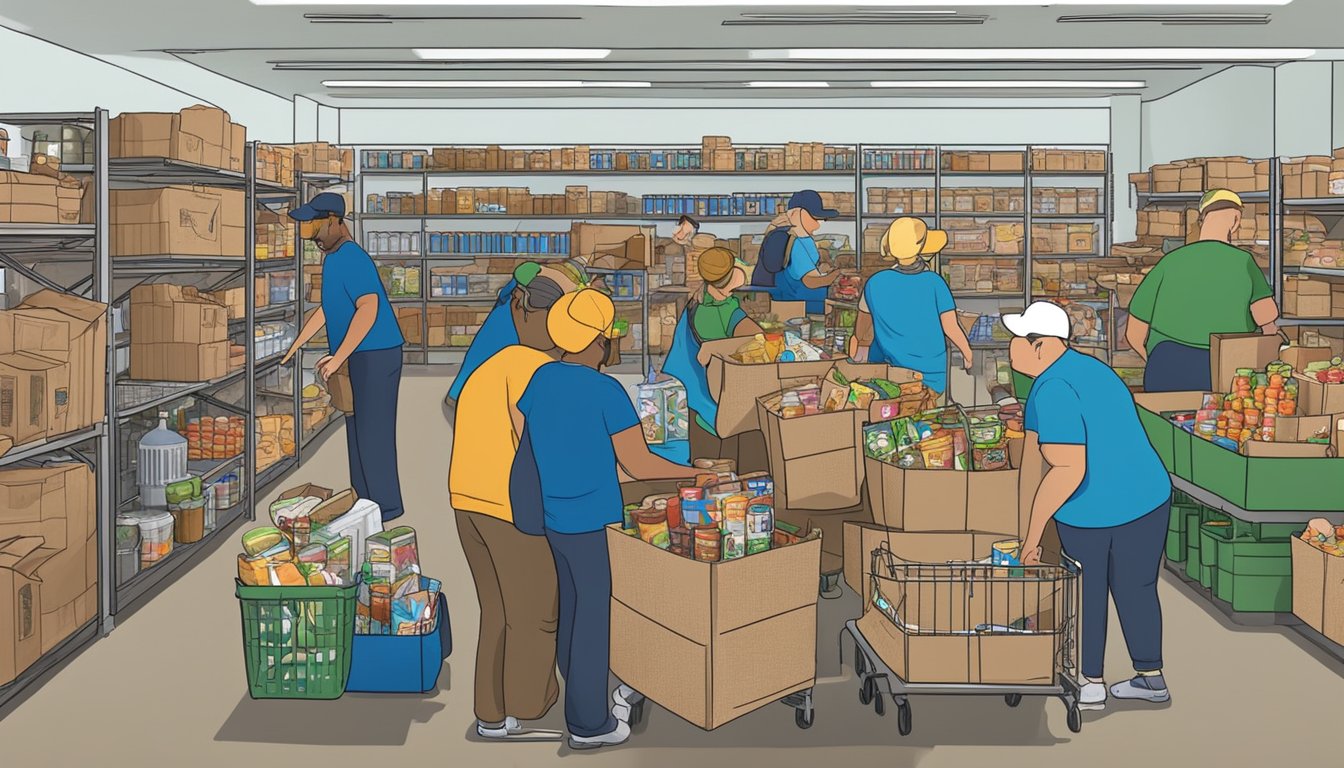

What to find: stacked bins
left=1197, top=516, right=1299, bottom=613
left=1166, top=498, right=1201, bottom=563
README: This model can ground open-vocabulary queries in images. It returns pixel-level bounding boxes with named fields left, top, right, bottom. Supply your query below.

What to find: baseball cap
left=547, top=289, right=619, bottom=354
left=787, top=189, right=839, bottom=220
left=1199, top=189, right=1243, bottom=213
left=882, top=217, right=948, bottom=264
left=697, top=247, right=747, bottom=285
left=289, top=192, right=346, bottom=222
left=512, top=263, right=566, bottom=311
left=1002, top=301, right=1071, bottom=341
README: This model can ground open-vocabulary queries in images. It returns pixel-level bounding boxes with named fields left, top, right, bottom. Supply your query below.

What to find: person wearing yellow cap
left=1127, top=189, right=1281, bottom=392
left=849, top=217, right=974, bottom=395
left=509, top=289, right=698, bottom=750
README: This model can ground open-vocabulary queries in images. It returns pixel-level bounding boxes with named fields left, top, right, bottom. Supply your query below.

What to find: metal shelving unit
left=353, top=143, right=862, bottom=366
left=0, top=109, right=112, bottom=709
left=1279, top=164, right=1344, bottom=330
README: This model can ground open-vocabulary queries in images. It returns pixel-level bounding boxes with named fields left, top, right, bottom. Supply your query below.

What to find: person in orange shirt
left=449, top=263, right=572, bottom=741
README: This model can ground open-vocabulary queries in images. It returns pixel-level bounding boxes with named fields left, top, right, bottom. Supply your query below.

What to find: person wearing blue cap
left=281, top=192, right=407, bottom=522
left=752, top=190, right=844, bottom=314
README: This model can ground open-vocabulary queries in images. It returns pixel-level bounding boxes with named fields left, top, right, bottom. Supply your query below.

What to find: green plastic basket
left=236, top=581, right=358, bottom=700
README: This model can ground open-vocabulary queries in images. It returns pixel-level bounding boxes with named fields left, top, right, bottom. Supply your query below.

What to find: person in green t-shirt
left=1126, top=189, right=1281, bottom=392
left=685, top=246, right=763, bottom=455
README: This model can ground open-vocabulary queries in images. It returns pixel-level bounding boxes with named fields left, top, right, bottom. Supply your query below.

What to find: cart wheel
left=854, top=643, right=867, bottom=675
left=1067, top=705, right=1082, bottom=734
left=1005, top=693, right=1023, bottom=708
left=795, top=707, right=815, bottom=729
left=629, top=700, right=646, bottom=727
left=874, top=692, right=886, bottom=717
left=859, top=676, right=874, bottom=705
left=896, top=701, right=912, bottom=735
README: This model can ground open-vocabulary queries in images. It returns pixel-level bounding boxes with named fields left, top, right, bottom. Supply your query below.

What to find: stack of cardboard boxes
left=254, top=144, right=295, bottom=186
left=0, top=463, right=97, bottom=687
left=932, top=187, right=1027, bottom=214
left=289, top=143, right=353, bottom=178
left=0, top=170, right=90, bottom=225
left=110, top=185, right=246, bottom=259
left=395, top=306, right=423, bottom=347
left=0, top=291, right=108, bottom=450
left=128, top=284, right=232, bottom=382
left=1030, top=148, right=1107, bottom=173
left=415, top=138, right=854, bottom=174
left=255, top=207, right=295, bottom=262
left=368, top=187, right=642, bottom=217
left=1031, top=187, right=1101, bottom=215
left=867, top=188, right=935, bottom=216
left=942, top=259, right=1023, bottom=295
left=942, top=151, right=1026, bottom=173
left=1283, top=156, right=1335, bottom=200
left=110, top=105, right=246, bottom=173
left=1283, top=275, right=1344, bottom=319
left=1032, top=223, right=1098, bottom=256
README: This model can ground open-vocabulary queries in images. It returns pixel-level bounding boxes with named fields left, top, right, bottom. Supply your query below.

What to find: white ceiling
left=4, top=1, right=1343, bottom=105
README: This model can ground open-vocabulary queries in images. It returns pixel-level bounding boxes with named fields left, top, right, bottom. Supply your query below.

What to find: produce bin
left=1166, top=502, right=1198, bottom=563
left=346, top=593, right=452, bottom=693
left=1199, top=522, right=1295, bottom=613
left=236, top=581, right=358, bottom=700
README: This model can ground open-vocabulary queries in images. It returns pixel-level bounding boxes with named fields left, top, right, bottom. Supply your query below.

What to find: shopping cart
left=840, top=544, right=1083, bottom=735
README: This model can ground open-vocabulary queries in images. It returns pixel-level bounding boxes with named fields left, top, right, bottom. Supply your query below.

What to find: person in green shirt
left=1126, top=189, right=1281, bottom=392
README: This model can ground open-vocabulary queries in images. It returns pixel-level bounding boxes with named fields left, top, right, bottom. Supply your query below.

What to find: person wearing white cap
left=1005, top=301, right=1173, bottom=714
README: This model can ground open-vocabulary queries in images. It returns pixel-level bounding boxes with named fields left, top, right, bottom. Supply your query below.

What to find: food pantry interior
left=3, top=2, right=1344, bottom=765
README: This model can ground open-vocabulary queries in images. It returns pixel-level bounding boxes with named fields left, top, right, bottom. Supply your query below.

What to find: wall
left=1141, top=66, right=1276, bottom=167
left=1335, top=62, right=1344, bottom=148
left=1274, top=62, right=1334, bottom=157
left=1110, top=95, right=1142, bottom=242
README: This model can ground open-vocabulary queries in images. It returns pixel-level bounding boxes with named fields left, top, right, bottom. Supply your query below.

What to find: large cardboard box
left=864, top=457, right=1021, bottom=538
left=1291, top=535, right=1344, bottom=644
left=129, top=283, right=228, bottom=345
left=0, top=353, right=69, bottom=445
left=0, top=537, right=55, bottom=686
left=1281, top=344, right=1333, bottom=373
left=111, top=185, right=246, bottom=258
left=0, top=171, right=60, bottom=224
left=1300, top=377, right=1344, bottom=417
left=842, top=522, right=1003, bottom=599
left=1209, top=333, right=1284, bottom=393
left=570, top=223, right=654, bottom=269
left=228, top=123, right=246, bottom=173
left=607, top=524, right=821, bottom=730
left=0, top=290, right=108, bottom=433
left=110, top=105, right=233, bottom=169
left=130, top=340, right=229, bottom=382
left=857, top=558, right=1060, bottom=685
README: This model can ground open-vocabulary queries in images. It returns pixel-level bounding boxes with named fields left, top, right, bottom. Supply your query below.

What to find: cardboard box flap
left=0, top=536, right=58, bottom=578
left=16, top=290, right=107, bottom=324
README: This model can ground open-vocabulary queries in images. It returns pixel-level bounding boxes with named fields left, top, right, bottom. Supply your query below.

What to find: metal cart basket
left=841, top=544, right=1083, bottom=734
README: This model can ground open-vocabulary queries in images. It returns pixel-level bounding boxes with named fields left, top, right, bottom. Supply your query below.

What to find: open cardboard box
left=1291, top=535, right=1344, bottom=645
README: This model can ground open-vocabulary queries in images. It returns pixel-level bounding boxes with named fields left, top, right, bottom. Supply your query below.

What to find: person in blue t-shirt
left=511, top=289, right=697, bottom=750
left=442, top=262, right=585, bottom=423
left=1007, top=301, right=1174, bottom=715
left=850, top=217, right=973, bottom=395
left=768, top=190, right=843, bottom=314
left=282, top=193, right=407, bottom=521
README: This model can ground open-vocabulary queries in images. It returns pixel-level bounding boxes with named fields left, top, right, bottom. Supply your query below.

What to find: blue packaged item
left=347, top=592, right=452, bottom=693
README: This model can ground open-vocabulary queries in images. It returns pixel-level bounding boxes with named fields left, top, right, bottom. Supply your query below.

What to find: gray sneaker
left=1110, top=674, right=1170, bottom=704
left=569, top=720, right=631, bottom=750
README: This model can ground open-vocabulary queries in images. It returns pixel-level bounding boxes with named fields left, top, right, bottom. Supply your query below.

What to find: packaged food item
left=747, top=504, right=774, bottom=555
left=722, top=497, right=749, bottom=560
left=919, top=431, right=957, bottom=469
left=366, top=526, right=421, bottom=579
left=242, top=526, right=286, bottom=557
left=669, top=526, right=694, bottom=558
left=635, top=506, right=671, bottom=549
left=780, top=391, right=806, bottom=419
left=693, top=525, right=722, bottom=562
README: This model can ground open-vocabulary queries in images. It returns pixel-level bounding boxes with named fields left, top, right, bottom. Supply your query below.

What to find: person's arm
left=940, top=311, right=974, bottom=371
left=732, top=308, right=764, bottom=338
left=1251, top=297, right=1280, bottom=335
left=850, top=311, right=874, bottom=360
left=1125, top=317, right=1152, bottom=361
left=282, top=306, right=326, bottom=365
left=320, top=294, right=378, bottom=377
left=612, top=427, right=700, bottom=480
left=1022, top=443, right=1087, bottom=564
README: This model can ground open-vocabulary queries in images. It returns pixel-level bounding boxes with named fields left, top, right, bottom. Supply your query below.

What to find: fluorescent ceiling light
left=871, top=80, right=1146, bottom=89
left=323, top=80, right=650, bottom=88
left=256, top=0, right=1290, bottom=6
left=414, top=48, right=611, bottom=60
left=778, top=48, right=1314, bottom=61
left=748, top=81, right=830, bottom=88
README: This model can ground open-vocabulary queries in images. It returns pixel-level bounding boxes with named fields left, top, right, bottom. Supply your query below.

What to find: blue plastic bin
left=346, top=593, right=452, bottom=693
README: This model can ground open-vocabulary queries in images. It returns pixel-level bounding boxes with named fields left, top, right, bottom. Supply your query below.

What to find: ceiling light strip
left=870, top=80, right=1146, bottom=89
left=323, top=80, right=651, bottom=88
left=779, top=47, right=1313, bottom=61
left=414, top=48, right=611, bottom=60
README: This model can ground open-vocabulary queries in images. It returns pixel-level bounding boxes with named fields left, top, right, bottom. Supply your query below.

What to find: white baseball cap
left=1002, top=301, right=1071, bottom=340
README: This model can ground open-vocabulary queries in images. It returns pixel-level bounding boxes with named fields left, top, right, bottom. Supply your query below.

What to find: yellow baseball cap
left=547, top=288, right=619, bottom=354
left=1199, top=189, right=1243, bottom=213
left=882, top=217, right=948, bottom=264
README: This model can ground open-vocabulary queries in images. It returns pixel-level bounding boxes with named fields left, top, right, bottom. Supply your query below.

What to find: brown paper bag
left=328, top=364, right=355, bottom=413
left=1209, top=332, right=1286, bottom=393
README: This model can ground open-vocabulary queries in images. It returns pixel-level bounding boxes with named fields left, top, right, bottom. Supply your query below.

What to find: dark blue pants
left=545, top=529, right=617, bottom=739
left=345, top=346, right=405, bottom=522
left=1056, top=502, right=1170, bottom=680
left=1144, top=341, right=1211, bottom=393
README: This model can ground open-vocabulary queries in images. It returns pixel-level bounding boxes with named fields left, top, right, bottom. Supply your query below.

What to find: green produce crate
left=1203, top=524, right=1294, bottom=612
left=1184, top=510, right=1202, bottom=582
left=1166, top=503, right=1199, bottom=563
left=1188, top=436, right=1344, bottom=511
left=1199, top=520, right=1235, bottom=590
left=236, top=581, right=358, bottom=700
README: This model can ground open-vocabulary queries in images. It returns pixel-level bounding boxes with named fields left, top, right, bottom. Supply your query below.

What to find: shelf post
left=245, top=142, right=257, bottom=522
left=95, top=107, right=116, bottom=634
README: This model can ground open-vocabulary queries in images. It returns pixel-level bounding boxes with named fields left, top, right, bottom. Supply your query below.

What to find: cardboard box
left=203, top=287, right=246, bottom=320
left=129, top=284, right=228, bottom=345
left=129, top=340, right=229, bottom=382
left=110, top=106, right=232, bottom=169
left=1291, top=535, right=1344, bottom=644
left=1301, top=377, right=1344, bottom=417
left=842, top=522, right=1003, bottom=599
left=607, top=524, right=820, bottom=730
left=0, top=171, right=60, bottom=224
left=1209, top=333, right=1285, bottom=393
left=1281, top=345, right=1333, bottom=373
left=111, top=185, right=245, bottom=258
left=0, top=291, right=108, bottom=433
left=228, top=123, right=246, bottom=173
left=0, top=537, right=55, bottom=686
left=328, top=363, right=355, bottom=413
left=570, top=223, right=654, bottom=269
left=865, top=457, right=1021, bottom=537
left=0, top=354, right=69, bottom=445
left=758, top=401, right=864, bottom=512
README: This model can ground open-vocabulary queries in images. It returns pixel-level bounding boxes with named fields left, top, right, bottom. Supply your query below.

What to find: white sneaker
left=612, top=685, right=639, bottom=722
left=1079, top=681, right=1107, bottom=711
left=569, top=720, right=631, bottom=750
left=477, top=717, right=565, bottom=741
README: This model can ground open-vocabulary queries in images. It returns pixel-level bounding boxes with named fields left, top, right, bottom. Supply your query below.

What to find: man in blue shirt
left=769, top=190, right=844, bottom=314
left=281, top=193, right=407, bottom=521
left=442, top=261, right=585, bottom=423
left=511, top=289, right=697, bottom=750
left=1007, top=301, right=1174, bottom=714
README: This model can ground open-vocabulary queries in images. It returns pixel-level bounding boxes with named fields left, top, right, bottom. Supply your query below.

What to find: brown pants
left=456, top=509, right=560, bottom=724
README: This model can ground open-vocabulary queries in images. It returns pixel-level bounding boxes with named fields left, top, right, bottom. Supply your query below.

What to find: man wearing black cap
left=281, top=192, right=407, bottom=522
left=769, top=189, right=843, bottom=314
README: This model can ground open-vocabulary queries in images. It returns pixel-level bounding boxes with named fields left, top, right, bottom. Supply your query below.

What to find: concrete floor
left=2, top=368, right=1342, bottom=767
